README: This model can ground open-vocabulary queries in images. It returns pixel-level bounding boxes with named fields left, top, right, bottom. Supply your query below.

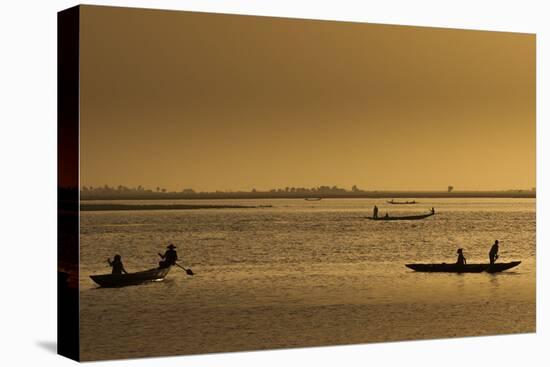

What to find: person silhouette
left=158, top=244, right=179, bottom=268
left=489, top=240, right=499, bottom=264
left=456, top=248, right=467, bottom=265
left=107, top=254, right=128, bottom=275
left=373, top=205, right=379, bottom=219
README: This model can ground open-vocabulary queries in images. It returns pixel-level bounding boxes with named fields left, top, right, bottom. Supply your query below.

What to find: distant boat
left=367, top=211, right=435, bottom=221
left=405, top=261, right=521, bottom=273
left=387, top=199, right=417, bottom=204
left=90, top=267, right=171, bottom=288
left=305, top=198, right=322, bottom=201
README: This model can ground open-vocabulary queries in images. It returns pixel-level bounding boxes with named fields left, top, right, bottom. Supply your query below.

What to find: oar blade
left=186, top=268, right=194, bottom=276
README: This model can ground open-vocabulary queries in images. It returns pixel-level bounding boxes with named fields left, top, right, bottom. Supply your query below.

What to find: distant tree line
left=80, top=184, right=360, bottom=197
left=81, top=185, right=171, bottom=194
left=79, top=184, right=535, bottom=200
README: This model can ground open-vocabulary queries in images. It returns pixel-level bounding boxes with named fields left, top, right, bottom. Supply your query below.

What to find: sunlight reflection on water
left=79, top=198, right=535, bottom=360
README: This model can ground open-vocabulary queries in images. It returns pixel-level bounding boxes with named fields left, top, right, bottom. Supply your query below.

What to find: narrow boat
left=305, top=198, right=322, bottom=201
left=90, top=267, right=171, bottom=288
left=387, top=200, right=417, bottom=204
left=405, top=261, right=521, bottom=273
left=367, top=212, right=434, bottom=221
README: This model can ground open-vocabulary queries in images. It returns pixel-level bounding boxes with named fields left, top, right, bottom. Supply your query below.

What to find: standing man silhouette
left=489, top=240, right=499, bottom=264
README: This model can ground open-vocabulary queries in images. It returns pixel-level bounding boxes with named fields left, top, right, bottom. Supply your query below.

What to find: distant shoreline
left=80, top=191, right=535, bottom=201
left=80, top=204, right=270, bottom=211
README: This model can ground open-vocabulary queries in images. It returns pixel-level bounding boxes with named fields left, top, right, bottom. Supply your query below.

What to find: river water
left=79, top=198, right=535, bottom=361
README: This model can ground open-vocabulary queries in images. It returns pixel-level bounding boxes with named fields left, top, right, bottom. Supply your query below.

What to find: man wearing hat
left=158, top=243, right=179, bottom=268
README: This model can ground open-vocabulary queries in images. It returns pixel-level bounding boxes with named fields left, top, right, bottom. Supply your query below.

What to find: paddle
left=175, top=262, right=194, bottom=276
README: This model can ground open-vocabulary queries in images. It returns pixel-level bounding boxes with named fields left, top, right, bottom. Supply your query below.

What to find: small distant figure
left=107, top=254, right=128, bottom=275
left=431, top=207, right=435, bottom=215
left=158, top=243, right=178, bottom=268
left=373, top=205, right=379, bottom=219
left=489, top=240, right=499, bottom=264
left=456, top=248, right=467, bottom=265
left=385, top=212, right=389, bottom=218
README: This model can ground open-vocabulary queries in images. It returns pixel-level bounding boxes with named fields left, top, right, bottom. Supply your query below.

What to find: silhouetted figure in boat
left=385, top=212, right=389, bottom=218
left=431, top=207, right=435, bottom=215
left=158, top=244, right=178, bottom=268
left=489, top=240, right=499, bottom=264
left=373, top=205, right=379, bottom=219
left=107, top=254, right=128, bottom=275
left=456, top=248, right=467, bottom=265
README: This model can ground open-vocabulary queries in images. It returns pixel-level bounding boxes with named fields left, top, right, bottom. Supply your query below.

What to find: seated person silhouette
left=158, top=244, right=178, bottom=268
left=456, top=248, right=466, bottom=265
left=107, top=254, right=128, bottom=275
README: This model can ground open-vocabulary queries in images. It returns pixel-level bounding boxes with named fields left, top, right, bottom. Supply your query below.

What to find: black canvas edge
left=57, top=5, right=81, bottom=362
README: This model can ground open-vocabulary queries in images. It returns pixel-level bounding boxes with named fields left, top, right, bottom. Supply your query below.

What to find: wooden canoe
left=405, top=261, right=521, bottom=273
left=90, top=267, right=171, bottom=287
left=387, top=200, right=417, bottom=204
left=367, top=212, right=435, bottom=221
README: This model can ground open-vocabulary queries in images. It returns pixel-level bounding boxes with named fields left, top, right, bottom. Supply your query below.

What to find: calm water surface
left=79, top=198, right=536, bottom=360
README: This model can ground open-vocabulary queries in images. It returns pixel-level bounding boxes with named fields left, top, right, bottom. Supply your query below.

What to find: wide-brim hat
left=167, top=244, right=176, bottom=249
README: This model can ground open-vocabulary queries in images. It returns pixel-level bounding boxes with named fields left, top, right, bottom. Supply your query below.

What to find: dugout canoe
left=405, top=261, right=521, bottom=273
left=90, top=267, right=171, bottom=287
left=367, top=212, right=435, bottom=221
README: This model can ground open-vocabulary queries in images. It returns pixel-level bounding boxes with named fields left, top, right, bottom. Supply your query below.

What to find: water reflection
left=79, top=198, right=535, bottom=360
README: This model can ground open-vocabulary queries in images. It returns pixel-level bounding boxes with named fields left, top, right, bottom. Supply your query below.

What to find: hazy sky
left=80, top=6, right=535, bottom=191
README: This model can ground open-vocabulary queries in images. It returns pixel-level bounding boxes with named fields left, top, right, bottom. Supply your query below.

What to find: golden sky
left=79, top=5, right=535, bottom=191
